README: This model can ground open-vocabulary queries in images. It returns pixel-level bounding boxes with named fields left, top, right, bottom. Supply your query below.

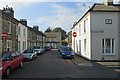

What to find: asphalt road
left=5, top=49, right=119, bottom=79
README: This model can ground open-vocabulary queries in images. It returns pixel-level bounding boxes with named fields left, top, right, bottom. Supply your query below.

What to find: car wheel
left=19, top=61, right=23, bottom=67
left=5, top=67, right=10, bottom=76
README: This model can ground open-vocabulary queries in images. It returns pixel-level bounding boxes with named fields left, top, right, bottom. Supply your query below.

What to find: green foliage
left=45, top=27, right=52, bottom=32
left=52, top=27, right=62, bottom=32
left=61, top=40, right=68, bottom=46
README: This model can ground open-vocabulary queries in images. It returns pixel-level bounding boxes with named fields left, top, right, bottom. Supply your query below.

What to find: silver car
left=33, top=46, right=44, bottom=55
left=23, top=49, right=37, bottom=60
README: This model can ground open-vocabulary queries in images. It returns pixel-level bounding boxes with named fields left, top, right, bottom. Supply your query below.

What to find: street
left=4, top=49, right=119, bottom=79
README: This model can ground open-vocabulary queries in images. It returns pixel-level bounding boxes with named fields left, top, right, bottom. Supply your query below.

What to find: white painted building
left=72, top=0, right=120, bottom=61
left=17, top=20, right=27, bottom=53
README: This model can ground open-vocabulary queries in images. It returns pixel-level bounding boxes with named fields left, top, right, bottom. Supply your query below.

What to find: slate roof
left=90, top=4, right=120, bottom=12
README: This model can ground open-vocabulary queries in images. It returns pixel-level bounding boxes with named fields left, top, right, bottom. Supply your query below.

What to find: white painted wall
left=18, top=23, right=27, bottom=53
left=72, top=13, right=91, bottom=60
left=72, top=11, right=119, bottom=61
left=90, top=12, right=119, bottom=60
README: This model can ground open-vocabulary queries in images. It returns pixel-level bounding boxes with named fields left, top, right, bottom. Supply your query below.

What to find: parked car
left=45, top=46, right=51, bottom=51
left=61, top=46, right=74, bottom=59
left=58, top=46, right=67, bottom=55
left=33, top=46, right=44, bottom=55
left=2, top=51, right=23, bottom=77
left=23, top=49, right=37, bottom=60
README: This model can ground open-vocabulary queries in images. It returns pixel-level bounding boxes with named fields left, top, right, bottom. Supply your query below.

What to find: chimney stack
left=2, top=5, right=14, bottom=17
left=20, top=19, right=27, bottom=26
left=104, top=0, right=113, bottom=6
left=33, top=25, right=39, bottom=31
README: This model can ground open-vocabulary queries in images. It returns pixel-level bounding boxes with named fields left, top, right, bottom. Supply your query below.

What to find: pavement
left=73, top=54, right=120, bottom=68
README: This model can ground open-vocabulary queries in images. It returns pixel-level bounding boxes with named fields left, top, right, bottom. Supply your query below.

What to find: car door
left=10, top=52, right=18, bottom=69
left=15, top=51, right=22, bottom=66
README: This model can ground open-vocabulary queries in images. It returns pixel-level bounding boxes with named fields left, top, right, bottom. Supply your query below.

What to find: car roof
left=3, top=51, right=15, bottom=54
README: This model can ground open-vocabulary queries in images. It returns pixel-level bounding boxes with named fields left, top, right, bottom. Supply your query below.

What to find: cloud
left=0, top=2, right=33, bottom=9
left=33, top=3, right=81, bottom=32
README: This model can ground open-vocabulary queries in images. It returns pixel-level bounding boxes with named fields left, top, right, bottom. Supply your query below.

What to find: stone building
left=45, top=32, right=62, bottom=48
left=0, top=9, right=2, bottom=54
left=27, top=26, right=46, bottom=49
left=2, top=6, right=18, bottom=52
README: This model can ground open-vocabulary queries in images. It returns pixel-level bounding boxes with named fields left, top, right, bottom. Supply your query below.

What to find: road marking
left=78, top=63, right=93, bottom=66
left=114, top=69, right=120, bottom=72
left=71, top=59, right=78, bottom=65
left=66, top=60, right=72, bottom=63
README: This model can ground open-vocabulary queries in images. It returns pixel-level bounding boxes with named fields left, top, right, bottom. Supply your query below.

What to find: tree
left=61, top=40, right=68, bottom=46
left=44, top=27, right=52, bottom=32
left=52, top=27, right=62, bottom=32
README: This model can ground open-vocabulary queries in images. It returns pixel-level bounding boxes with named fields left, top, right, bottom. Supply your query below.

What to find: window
left=79, top=24, right=81, bottom=35
left=84, top=39, right=86, bottom=52
left=84, top=20, right=86, bottom=33
left=23, top=29, right=26, bottom=37
left=18, top=27, right=21, bottom=36
left=102, top=39, right=115, bottom=54
left=8, top=21, right=11, bottom=34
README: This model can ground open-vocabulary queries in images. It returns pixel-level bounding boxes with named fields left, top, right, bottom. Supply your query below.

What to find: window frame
left=102, top=38, right=115, bottom=55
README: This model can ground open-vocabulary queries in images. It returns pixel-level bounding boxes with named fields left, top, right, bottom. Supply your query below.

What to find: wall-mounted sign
left=91, top=30, right=104, bottom=33
left=105, top=19, right=112, bottom=24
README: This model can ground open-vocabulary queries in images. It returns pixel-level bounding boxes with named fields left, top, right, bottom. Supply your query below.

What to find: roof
left=90, top=4, right=120, bottom=12
left=27, top=26, right=46, bottom=37
left=71, top=3, right=120, bottom=29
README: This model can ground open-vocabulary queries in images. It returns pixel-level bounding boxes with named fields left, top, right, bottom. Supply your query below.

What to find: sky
left=0, top=0, right=120, bottom=32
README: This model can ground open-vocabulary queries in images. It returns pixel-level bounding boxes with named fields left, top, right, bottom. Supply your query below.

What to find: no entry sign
left=73, top=32, right=77, bottom=37
left=2, top=32, right=7, bottom=38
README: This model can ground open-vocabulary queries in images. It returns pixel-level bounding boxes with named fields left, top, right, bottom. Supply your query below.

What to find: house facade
left=27, top=26, right=46, bottom=49
left=0, top=9, right=2, bottom=54
left=72, top=0, right=120, bottom=61
left=45, top=32, right=62, bottom=48
left=2, top=7, right=18, bottom=52
left=17, top=19, right=28, bottom=53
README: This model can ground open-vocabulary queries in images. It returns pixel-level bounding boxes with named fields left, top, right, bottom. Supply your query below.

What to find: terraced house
left=72, top=0, right=120, bottom=61
left=1, top=6, right=46, bottom=52
left=1, top=7, right=18, bottom=52
left=27, top=26, right=46, bottom=50
left=0, top=9, right=2, bottom=54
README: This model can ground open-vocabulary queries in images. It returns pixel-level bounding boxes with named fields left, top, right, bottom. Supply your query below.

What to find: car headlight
left=62, top=53, right=65, bottom=55
left=0, top=67, right=3, bottom=71
left=71, top=52, right=74, bottom=55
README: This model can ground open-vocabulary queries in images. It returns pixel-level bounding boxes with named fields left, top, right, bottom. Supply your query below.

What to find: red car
left=2, top=51, right=23, bottom=77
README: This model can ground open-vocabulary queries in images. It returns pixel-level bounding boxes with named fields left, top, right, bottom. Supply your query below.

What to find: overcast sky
left=0, top=0, right=119, bottom=32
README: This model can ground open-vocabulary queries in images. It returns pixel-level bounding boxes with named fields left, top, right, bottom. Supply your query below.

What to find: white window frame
left=79, top=24, right=81, bottom=36
left=102, top=38, right=115, bottom=55
left=8, top=21, right=11, bottom=34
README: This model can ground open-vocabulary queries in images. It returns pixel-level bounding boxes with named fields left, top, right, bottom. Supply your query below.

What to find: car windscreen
left=2, top=53, right=11, bottom=61
left=23, top=50, right=33, bottom=53
left=62, top=47, right=72, bottom=51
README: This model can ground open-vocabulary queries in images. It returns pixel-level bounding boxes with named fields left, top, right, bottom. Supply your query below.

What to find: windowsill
left=102, top=53, right=115, bottom=56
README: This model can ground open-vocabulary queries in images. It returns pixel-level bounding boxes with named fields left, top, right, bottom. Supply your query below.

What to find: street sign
left=2, top=32, right=7, bottom=38
left=73, top=32, right=77, bottom=37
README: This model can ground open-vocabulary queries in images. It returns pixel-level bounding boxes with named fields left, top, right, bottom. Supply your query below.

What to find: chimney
left=2, top=5, right=14, bottom=17
left=20, top=19, right=27, bottom=26
left=33, top=25, right=39, bottom=31
left=103, top=0, right=113, bottom=6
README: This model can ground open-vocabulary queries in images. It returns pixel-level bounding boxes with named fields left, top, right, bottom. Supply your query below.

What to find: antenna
left=6, top=5, right=8, bottom=8
left=83, top=4, right=86, bottom=13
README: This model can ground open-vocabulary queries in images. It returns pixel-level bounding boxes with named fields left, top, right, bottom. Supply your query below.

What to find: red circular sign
left=73, top=32, right=77, bottom=37
left=2, top=32, right=7, bottom=38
